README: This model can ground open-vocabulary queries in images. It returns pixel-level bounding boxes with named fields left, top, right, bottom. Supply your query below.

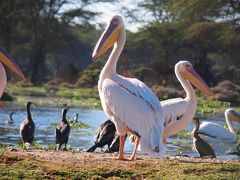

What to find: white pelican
left=161, top=61, right=213, bottom=141
left=0, top=48, right=25, bottom=99
left=92, top=15, right=165, bottom=160
left=196, top=109, right=240, bottom=142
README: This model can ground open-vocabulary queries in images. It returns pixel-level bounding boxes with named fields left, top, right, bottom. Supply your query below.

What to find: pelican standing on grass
left=0, top=48, right=25, bottom=99
left=192, top=117, right=216, bottom=158
left=92, top=15, right=165, bottom=160
left=160, top=61, right=213, bottom=142
left=20, top=102, right=35, bottom=148
left=196, top=109, right=240, bottom=143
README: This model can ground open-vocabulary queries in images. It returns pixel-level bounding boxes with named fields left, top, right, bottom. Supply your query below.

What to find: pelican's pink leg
left=129, top=136, right=140, bottom=161
left=118, top=135, right=127, bottom=160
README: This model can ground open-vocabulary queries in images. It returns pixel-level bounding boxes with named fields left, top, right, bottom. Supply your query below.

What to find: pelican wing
left=102, top=77, right=166, bottom=157
left=198, top=122, right=237, bottom=142
left=161, top=98, right=187, bottom=126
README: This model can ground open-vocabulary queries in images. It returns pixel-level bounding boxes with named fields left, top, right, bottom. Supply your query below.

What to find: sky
left=60, top=0, right=148, bottom=32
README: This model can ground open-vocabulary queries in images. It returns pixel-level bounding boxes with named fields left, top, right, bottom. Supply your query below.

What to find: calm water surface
left=0, top=104, right=239, bottom=159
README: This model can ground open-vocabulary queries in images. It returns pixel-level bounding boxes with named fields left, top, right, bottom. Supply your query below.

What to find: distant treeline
left=0, top=0, right=239, bottom=86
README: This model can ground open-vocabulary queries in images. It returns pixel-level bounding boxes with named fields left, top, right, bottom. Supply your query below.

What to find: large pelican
left=196, top=109, right=240, bottom=142
left=92, top=15, right=165, bottom=160
left=161, top=61, right=213, bottom=141
left=0, top=48, right=25, bottom=98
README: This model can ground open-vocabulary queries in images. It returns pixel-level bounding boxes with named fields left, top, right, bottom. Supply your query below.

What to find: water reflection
left=0, top=105, right=239, bottom=158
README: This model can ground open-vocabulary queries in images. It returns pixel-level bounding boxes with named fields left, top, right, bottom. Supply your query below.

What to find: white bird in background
left=92, top=15, right=165, bottom=160
left=160, top=61, right=213, bottom=142
left=0, top=48, right=25, bottom=100
left=196, top=109, right=240, bottom=143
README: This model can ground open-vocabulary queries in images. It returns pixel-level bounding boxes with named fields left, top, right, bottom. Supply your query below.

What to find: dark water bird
left=56, top=108, right=71, bottom=151
left=192, top=118, right=216, bottom=158
left=6, top=112, right=14, bottom=124
left=87, top=120, right=121, bottom=153
left=19, top=102, right=35, bottom=146
left=73, top=113, right=78, bottom=123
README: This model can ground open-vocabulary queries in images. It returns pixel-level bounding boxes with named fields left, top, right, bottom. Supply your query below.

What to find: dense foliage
left=0, top=0, right=239, bottom=86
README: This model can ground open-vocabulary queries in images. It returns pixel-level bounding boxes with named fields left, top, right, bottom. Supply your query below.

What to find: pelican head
left=225, top=109, right=240, bottom=123
left=0, top=48, right=25, bottom=79
left=175, top=61, right=214, bottom=96
left=92, top=15, right=124, bottom=60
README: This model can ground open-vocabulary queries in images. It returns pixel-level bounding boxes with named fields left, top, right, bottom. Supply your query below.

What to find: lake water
left=0, top=105, right=239, bottom=159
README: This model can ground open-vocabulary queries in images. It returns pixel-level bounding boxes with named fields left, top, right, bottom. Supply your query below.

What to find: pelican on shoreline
left=161, top=61, right=213, bottom=141
left=192, top=118, right=216, bottom=158
left=92, top=15, right=165, bottom=160
left=20, top=102, right=35, bottom=147
left=196, top=109, right=240, bottom=142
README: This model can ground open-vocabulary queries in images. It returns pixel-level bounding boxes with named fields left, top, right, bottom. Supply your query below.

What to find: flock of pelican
left=1, top=15, right=240, bottom=159
left=91, top=15, right=240, bottom=160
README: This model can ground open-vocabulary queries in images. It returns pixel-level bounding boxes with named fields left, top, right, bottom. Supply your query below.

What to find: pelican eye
left=112, top=18, right=119, bottom=25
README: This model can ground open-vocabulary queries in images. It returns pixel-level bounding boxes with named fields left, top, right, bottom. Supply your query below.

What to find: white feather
left=102, top=76, right=166, bottom=157
left=197, top=122, right=237, bottom=143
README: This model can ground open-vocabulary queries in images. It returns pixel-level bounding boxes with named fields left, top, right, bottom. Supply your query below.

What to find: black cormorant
left=6, top=112, right=14, bottom=124
left=19, top=102, right=35, bottom=146
left=192, top=117, right=216, bottom=158
left=87, top=120, right=122, bottom=152
left=56, top=108, right=71, bottom=151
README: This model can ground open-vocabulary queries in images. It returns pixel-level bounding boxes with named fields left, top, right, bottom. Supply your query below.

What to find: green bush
left=76, top=69, right=100, bottom=88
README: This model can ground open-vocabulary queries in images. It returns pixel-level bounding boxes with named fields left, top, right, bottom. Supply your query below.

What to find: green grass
left=0, top=158, right=239, bottom=179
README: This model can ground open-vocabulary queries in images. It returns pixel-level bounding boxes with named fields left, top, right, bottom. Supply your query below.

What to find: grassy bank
left=0, top=150, right=239, bottom=179
left=6, top=84, right=240, bottom=114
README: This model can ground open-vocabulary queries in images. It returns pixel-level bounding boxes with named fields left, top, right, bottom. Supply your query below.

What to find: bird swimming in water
left=226, top=143, right=240, bottom=156
left=195, top=109, right=240, bottom=143
left=73, top=113, right=78, bottom=123
left=192, top=118, right=216, bottom=158
left=56, top=108, right=71, bottom=151
left=19, top=102, right=35, bottom=148
left=6, top=112, right=14, bottom=124
left=87, top=119, right=122, bottom=153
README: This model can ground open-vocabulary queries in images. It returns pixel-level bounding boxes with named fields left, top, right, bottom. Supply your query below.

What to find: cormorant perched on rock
left=56, top=108, right=71, bottom=151
left=6, top=112, right=14, bottom=124
left=192, top=118, right=216, bottom=158
left=19, top=102, right=35, bottom=146
left=87, top=120, right=122, bottom=152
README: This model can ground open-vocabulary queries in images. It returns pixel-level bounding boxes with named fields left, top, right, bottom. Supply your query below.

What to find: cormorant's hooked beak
left=227, top=109, right=240, bottom=123
left=0, top=48, right=25, bottom=79
left=92, top=22, right=121, bottom=61
left=181, top=66, right=214, bottom=97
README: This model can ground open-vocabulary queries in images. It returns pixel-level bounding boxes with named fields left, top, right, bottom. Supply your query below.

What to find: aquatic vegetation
left=0, top=148, right=6, bottom=158
left=50, top=121, right=90, bottom=129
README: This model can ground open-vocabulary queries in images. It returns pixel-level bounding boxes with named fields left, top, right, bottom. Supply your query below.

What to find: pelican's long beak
left=228, top=109, right=240, bottom=123
left=181, top=66, right=214, bottom=96
left=0, top=48, right=25, bottom=79
left=92, top=22, right=121, bottom=61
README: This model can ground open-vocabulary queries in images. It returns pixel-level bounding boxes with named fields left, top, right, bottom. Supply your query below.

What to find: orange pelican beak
left=92, top=22, right=121, bottom=61
left=181, top=66, right=214, bottom=97
left=0, top=48, right=25, bottom=79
